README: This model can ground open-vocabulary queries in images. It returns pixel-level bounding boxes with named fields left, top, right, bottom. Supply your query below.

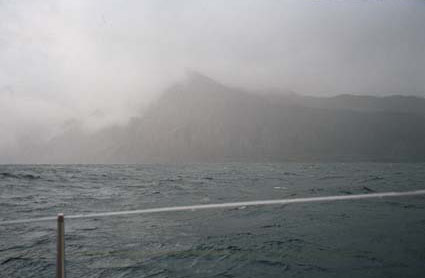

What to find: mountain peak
left=184, top=70, right=224, bottom=88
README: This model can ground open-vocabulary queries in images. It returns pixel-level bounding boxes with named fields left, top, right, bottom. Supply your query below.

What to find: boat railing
left=1, top=189, right=425, bottom=278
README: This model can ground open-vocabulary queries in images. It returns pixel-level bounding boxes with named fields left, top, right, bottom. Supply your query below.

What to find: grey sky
left=0, top=0, right=425, bottom=151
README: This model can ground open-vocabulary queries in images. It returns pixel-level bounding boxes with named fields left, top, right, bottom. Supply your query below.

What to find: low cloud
left=1, top=0, right=424, bottom=153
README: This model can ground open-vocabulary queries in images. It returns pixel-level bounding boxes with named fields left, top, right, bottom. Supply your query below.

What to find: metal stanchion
left=56, top=213, right=65, bottom=278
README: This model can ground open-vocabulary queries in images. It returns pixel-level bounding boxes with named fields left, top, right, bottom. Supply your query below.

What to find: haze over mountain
left=3, top=73, right=425, bottom=164
left=2, top=1, right=425, bottom=158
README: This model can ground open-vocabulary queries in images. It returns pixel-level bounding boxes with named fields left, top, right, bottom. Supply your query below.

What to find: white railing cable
left=1, top=189, right=425, bottom=226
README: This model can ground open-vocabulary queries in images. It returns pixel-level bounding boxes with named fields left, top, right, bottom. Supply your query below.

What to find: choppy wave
left=1, top=172, right=41, bottom=180
left=0, top=163, right=425, bottom=277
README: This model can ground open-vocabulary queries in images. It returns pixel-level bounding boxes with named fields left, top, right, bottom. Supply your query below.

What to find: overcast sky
left=1, top=0, right=425, bottom=150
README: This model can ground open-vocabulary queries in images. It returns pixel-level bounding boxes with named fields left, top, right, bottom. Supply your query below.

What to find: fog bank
left=1, top=0, right=424, bottom=157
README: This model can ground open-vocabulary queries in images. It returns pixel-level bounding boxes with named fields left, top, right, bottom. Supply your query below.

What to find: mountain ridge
left=4, top=73, right=425, bottom=163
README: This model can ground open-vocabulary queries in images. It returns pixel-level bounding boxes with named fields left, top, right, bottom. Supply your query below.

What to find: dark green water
left=1, top=163, right=424, bottom=277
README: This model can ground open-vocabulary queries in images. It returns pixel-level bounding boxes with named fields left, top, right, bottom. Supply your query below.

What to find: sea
left=0, top=163, right=424, bottom=278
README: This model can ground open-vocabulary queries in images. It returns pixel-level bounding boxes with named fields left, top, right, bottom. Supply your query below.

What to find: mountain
left=9, top=73, right=425, bottom=163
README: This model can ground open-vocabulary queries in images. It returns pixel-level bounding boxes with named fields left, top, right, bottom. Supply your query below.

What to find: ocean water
left=0, top=163, right=424, bottom=278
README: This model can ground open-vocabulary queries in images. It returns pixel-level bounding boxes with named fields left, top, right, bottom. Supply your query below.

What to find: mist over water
left=1, top=0, right=425, bottom=163
left=1, top=2, right=425, bottom=277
